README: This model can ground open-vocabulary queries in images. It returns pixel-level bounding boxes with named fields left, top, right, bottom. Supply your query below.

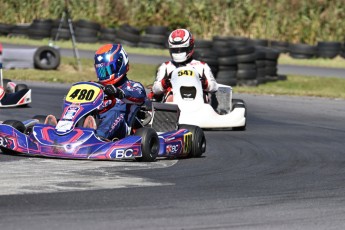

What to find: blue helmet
left=94, top=44, right=129, bottom=85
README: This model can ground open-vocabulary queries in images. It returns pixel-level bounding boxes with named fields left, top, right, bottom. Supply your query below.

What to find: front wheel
left=178, top=124, right=206, bottom=158
left=134, top=127, right=159, bottom=162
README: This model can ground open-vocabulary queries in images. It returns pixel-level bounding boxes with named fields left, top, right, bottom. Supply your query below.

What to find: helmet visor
left=170, top=47, right=190, bottom=54
left=95, top=60, right=117, bottom=81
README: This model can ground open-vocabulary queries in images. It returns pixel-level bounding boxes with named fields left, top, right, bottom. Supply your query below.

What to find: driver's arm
left=152, top=63, right=171, bottom=95
left=202, top=63, right=218, bottom=93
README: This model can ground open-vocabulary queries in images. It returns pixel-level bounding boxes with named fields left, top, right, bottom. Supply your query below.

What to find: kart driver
left=45, top=44, right=146, bottom=140
left=150, top=28, right=218, bottom=101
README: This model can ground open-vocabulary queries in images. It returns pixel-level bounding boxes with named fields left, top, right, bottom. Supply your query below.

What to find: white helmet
left=168, top=29, right=195, bottom=63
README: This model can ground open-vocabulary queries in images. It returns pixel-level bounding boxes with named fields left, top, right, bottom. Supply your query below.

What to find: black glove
left=161, top=69, right=172, bottom=89
left=199, top=69, right=208, bottom=90
left=104, top=85, right=125, bottom=99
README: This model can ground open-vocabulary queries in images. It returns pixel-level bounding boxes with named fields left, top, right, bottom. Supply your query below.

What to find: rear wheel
left=178, top=124, right=206, bottom=158
left=134, top=127, right=159, bottom=162
left=3, top=120, right=26, bottom=133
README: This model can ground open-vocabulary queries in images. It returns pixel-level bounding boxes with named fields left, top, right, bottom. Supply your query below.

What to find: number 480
left=69, top=89, right=95, bottom=101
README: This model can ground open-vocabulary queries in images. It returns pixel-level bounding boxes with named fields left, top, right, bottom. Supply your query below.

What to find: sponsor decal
left=183, top=132, right=192, bottom=154
left=64, top=106, right=79, bottom=120
left=166, top=144, right=180, bottom=154
left=109, top=114, right=124, bottom=133
left=56, top=120, right=74, bottom=132
left=114, top=148, right=138, bottom=158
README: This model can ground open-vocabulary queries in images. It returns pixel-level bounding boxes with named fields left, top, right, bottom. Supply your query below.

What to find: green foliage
left=0, top=0, right=344, bottom=43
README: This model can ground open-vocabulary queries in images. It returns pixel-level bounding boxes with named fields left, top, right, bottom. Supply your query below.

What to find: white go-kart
left=0, top=64, right=32, bottom=108
left=153, top=66, right=247, bottom=130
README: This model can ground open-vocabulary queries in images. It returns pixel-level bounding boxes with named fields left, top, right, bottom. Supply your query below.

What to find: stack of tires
left=255, top=49, right=267, bottom=84
left=235, top=46, right=258, bottom=86
left=115, top=24, right=141, bottom=47
left=194, top=39, right=220, bottom=79
left=246, top=38, right=269, bottom=48
left=74, top=19, right=101, bottom=43
left=341, top=43, right=345, bottom=59
left=215, top=46, right=237, bottom=86
left=288, top=43, right=317, bottom=59
left=99, top=27, right=117, bottom=43
left=194, top=48, right=219, bottom=77
left=270, top=40, right=289, bottom=53
left=138, top=26, right=169, bottom=49
left=316, top=41, right=342, bottom=59
left=0, top=23, right=13, bottom=36
left=51, top=19, right=72, bottom=40
left=263, top=47, right=281, bottom=82
left=8, top=24, right=30, bottom=38
left=27, top=19, right=53, bottom=40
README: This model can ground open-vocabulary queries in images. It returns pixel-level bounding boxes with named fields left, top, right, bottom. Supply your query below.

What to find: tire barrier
left=114, top=24, right=141, bottom=47
left=316, top=41, right=341, bottom=59
left=2, top=45, right=60, bottom=70
left=138, top=26, right=169, bottom=49
left=27, top=19, right=53, bottom=40
left=75, top=19, right=100, bottom=43
left=99, top=27, right=117, bottom=43
left=1, top=19, right=344, bottom=84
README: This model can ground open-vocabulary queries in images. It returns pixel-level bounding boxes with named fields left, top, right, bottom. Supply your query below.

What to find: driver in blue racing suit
left=44, top=44, right=146, bottom=140
left=93, top=43, right=146, bottom=140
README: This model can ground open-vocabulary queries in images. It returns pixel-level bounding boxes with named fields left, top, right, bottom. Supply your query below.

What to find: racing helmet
left=168, top=29, right=195, bottom=63
left=94, top=44, right=129, bottom=85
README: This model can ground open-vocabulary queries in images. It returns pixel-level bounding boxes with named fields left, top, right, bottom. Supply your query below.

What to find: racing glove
left=161, top=69, right=172, bottom=89
left=200, top=69, right=209, bottom=90
left=104, top=85, right=125, bottom=99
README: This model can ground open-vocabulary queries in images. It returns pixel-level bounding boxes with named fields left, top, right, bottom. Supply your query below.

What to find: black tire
left=236, top=69, right=257, bottom=80
left=15, top=84, right=28, bottom=92
left=51, top=28, right=71, bottom=40
left=34, top=46, right=61, bottom=70
left=288, top=43, right=317, bottom=56
left=32, top=115, right=47, bottom=124
left=134, top=127, right=159, bottom=162
left=75, top=19, right=101, bottom=31
left=246, top=38, right=269, bottom=47
left=195, top=39, right=213, bottom=49
left=145, top=26, right=168, bottom=35
left=3, top=120, right=26, bottom=133
left=178, top=124, right=206, bottom=158
left=140, top=34, right=166, bottom=45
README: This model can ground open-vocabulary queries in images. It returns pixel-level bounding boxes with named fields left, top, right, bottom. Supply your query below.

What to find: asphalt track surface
left=1, top=81, right=345, bottom=230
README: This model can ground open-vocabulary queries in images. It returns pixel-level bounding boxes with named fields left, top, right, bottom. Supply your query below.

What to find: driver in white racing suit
left=149, top=28, right=218, bottom=101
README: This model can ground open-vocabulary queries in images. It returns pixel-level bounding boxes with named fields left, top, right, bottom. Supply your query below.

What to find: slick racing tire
left=135, top=127, right=159, bottom=162
left=3, top=120, right=26, bottom=133
left=179, top=124, right=206, bottom=158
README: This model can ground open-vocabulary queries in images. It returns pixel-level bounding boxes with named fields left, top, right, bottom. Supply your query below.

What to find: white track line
left=0, top=158, right=177, bottom=195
